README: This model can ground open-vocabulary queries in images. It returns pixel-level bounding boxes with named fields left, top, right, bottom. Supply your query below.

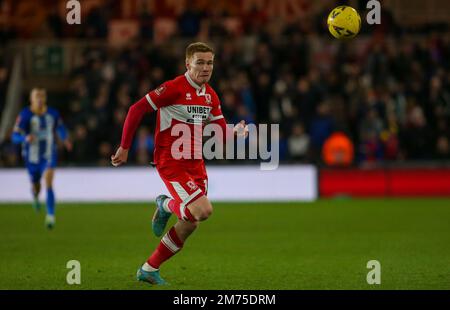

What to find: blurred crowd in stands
left=0, top=0, right=449, bottom=167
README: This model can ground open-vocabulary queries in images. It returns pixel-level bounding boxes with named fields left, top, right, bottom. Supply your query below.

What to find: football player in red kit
left=111, top=42, right=248, bottom=285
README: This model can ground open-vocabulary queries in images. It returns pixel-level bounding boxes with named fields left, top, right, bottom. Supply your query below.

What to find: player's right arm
left=111, top=80, right=178, bottom=166
left=111, top=97, right=153, bottom=166
left=11, top=110, right=33, bottom=144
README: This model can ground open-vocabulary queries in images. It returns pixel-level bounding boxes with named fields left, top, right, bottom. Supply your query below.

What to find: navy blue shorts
left=25, top=153, right=57, bottom=183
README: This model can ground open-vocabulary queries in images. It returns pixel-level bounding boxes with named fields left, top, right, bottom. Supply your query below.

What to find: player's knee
left=45, top=172, right=54, bottom=186
left=189, top=196, right=213, bottom=221
left=197, top=204, right=213, bottom=221
left=32, top=182, right=41, bottom=193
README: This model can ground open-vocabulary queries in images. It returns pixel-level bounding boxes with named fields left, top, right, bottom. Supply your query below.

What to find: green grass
left=0, top=199, right=449, bottom=290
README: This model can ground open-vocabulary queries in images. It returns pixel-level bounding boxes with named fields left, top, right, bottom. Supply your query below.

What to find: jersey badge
left=155, top=85, right=166, bottom=96
left=205, top=93, right=212, bottom=104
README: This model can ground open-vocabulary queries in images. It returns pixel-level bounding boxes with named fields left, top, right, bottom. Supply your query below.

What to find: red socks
left=147, top=198, right=199, bottom=269
left=148, top=227, right=184, bottom=269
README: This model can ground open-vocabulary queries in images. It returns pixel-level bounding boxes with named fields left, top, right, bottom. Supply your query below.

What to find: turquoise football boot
left=136, top=267, right=167, bottom=285
left=152, top=195, right=171, bottom=237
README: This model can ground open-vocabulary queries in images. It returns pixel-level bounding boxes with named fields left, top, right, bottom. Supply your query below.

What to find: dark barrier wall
left=320, top=169, right=450, bottom=197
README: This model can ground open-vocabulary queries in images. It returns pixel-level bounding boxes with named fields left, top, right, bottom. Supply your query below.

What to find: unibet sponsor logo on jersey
left=185, top=105, right=211, bottom=123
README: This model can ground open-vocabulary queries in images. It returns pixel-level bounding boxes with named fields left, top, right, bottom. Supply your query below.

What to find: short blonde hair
left=30, top=88, right=46, bottom=99
left=186, top=42, right=214, bottom=60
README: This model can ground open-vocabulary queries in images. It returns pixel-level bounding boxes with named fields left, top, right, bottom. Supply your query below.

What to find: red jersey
left=120, top=72, right=227, bottom=167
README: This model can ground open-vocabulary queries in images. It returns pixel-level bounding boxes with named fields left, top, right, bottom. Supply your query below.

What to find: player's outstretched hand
left=111, top=146, right=129, bottom=167
left=234, top=120, right=249, bottom=138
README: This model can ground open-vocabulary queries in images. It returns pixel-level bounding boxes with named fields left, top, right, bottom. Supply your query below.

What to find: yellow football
left=327, top=6, right=361, bottom=39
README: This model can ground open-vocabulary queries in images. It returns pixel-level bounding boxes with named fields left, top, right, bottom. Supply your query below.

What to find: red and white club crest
left=154, top=85, right=166, bottom=96
left=205, top=93, right=212, bottom=104
left=186, top=180, right=198, bottom=191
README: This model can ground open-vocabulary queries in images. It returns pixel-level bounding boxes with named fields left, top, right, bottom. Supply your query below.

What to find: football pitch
left=0, top=199, right=449, bottom=290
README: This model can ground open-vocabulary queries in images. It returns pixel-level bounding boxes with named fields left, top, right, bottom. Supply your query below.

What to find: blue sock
left=46, top=188, right=55, bottom=216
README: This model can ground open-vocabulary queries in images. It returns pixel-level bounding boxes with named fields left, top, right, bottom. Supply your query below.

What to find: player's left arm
left=55, top=111, right=72, bottom=151
left=208, top=92, right=248, bottom=142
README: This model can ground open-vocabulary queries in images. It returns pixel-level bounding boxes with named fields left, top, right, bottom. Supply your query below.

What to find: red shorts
left=156, top=161, right=208, bottom=205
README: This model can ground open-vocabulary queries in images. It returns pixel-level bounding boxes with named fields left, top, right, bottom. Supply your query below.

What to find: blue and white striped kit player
left=12, top=88, right=71, bottom=229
